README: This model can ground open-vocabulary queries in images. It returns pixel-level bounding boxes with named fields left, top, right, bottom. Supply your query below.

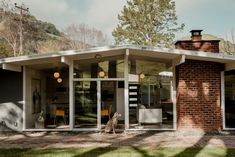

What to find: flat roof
left=0, top=45, right=235, bottom=65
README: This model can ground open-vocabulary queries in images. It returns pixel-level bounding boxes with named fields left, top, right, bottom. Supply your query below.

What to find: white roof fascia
left=0, top=46, right=128, bottom=65
left=126, top=45, right=235, bottom=63
left=0, top=45, right=235, bottom=65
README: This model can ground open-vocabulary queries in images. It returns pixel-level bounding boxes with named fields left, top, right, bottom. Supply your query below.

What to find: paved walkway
left=1, top=131, right=235, bottom=149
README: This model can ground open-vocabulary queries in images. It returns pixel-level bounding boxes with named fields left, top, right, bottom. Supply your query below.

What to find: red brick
left=176, top=60, right=224, bottom=131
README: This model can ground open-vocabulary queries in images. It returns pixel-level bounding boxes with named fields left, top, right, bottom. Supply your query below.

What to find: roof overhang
left=0, top=45, right=235, bottom=68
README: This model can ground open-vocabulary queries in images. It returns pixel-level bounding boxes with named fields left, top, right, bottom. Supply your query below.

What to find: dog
left=104, top=112, right=121, bottom=134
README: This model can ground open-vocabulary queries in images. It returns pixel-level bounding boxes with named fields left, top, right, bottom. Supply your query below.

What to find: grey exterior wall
left=0, top=69, right=23, bottom=131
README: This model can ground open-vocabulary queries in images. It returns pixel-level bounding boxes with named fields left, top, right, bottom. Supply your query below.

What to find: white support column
left=221, top=71, right=225, bottom=130
left=97, top=81, right=101, bottom=130
left=172, top=65, right=177, bottom=130
left=124, top=49, right=129, bottom=130
left=69, top=60, right=74, bottom=130
left=22, top=66, right=26, bottom=130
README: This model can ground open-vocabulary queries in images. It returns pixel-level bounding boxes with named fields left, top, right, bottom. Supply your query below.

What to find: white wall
left=116, top=83, right=125, bottom=120
left=25, top=67, right=46, bottom=129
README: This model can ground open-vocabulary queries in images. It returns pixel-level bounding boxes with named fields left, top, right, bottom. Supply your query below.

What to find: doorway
left=74, top=80, right=125, bottom=130
left=100, top=81, right=124, bottom=126
left=224, top=70, right=235, bottom=129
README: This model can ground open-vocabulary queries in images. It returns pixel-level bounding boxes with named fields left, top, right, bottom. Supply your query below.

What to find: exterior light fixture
left=98, top=70, right=106, bottom=78
left=57, top=78, right=62, bottom=83
left=54, top=72, right=60, bottom=78
left=139, top=72, right=145, bottom=79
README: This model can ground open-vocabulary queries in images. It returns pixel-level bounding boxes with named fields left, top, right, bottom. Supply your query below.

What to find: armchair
left=101, top=104, right=112, bottom=119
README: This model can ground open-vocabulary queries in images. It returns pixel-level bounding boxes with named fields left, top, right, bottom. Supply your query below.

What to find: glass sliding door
left=74, top=81, right=98, bottom=128
left=224, top=70, right=235, bottom=128
left=128, top=59, right=174, bottom=129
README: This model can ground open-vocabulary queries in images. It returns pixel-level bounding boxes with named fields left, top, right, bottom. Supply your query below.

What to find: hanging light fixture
left=54, top=72, right=60, bottom=78
left=53, top=67, right=60, bottom=78
left=98, top=70, right=106, bottom=78
left=139, top=65, right=145, bottom=79
left=95, top=54, right=106, bottom=78
left=139, top=72, right=145, bottom=79
left=57, top=78, right=62, bottom=83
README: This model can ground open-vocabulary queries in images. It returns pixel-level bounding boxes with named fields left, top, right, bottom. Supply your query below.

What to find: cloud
left=17, top=0, right=80, bottom=28
left=14, top=0, right=235, bottom=43
left=83, top=0, right=127, bottom=41
left=17, top=0, right=126, bottom=43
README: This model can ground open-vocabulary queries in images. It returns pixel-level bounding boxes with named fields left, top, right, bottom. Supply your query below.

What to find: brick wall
left=176, top=60, right=224, bottom=131
left=175, top=41, right=220, bottom=53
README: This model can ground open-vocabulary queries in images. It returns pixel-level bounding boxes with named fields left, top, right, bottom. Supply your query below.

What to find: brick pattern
left=176, top=60, right=224, bottom=131
left=191, top=35, right=202, bottom=41
left=175, top=41, right=219, bottom=53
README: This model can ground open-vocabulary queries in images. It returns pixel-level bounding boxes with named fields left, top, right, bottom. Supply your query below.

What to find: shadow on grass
left=173, top=134, right=235, bottom=157
left=73, top=131, right=157, bottom=157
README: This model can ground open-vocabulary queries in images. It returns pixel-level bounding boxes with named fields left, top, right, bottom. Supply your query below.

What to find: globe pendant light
left=57, top=78, right=62, bottom=83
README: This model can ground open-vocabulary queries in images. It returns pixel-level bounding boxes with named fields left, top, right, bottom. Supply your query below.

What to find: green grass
left=0, top=147, right=235, bottom=157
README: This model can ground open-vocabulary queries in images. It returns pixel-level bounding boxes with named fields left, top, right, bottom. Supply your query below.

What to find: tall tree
left=112, top=0, right=184, bottom=47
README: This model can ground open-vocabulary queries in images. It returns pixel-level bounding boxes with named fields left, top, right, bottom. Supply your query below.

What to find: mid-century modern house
left=1, top=30, right=235, bottom=132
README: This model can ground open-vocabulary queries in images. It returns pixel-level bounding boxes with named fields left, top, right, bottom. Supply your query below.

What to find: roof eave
left=0, top=45, right=235, bottom=65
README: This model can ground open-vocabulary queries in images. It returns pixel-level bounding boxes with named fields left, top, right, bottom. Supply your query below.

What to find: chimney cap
left=190, top=30, right=203, bottom=36
left=190, top=30, right=203, bottom=33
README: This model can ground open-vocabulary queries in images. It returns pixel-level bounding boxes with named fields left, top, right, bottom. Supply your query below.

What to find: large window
left=74, top=58, right=124, bottom=78
left=128, top=59, right=173, bottom=129
left=224, top=70, right=235, bottom=128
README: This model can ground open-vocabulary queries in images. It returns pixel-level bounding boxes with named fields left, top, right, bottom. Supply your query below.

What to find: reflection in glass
left=74, top=81, right=97, bottom=128
left=73, top=58, right=124, bottom=78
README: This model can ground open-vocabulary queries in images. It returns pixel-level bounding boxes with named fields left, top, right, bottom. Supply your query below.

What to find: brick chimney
left=190, top=30, right=202, bottom=41
left=175, top=30, right=220, bottom=53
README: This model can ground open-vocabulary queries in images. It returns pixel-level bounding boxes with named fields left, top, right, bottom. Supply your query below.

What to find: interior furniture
left=101, top=104, right=112, bottom=119
left=54, top=108, right=67, bottom=125
left=139, top=108, right=162, bottom=124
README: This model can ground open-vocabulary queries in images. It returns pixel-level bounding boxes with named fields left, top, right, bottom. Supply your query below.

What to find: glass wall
left=74, top=58, right=124, bottom=78
left=74, top=81, right=97, bottom=128
left=128, top=59, right=173, bottom=129
left=72, top=56, right=174, bottom=130
left=224, top=70, right=235, bottom=128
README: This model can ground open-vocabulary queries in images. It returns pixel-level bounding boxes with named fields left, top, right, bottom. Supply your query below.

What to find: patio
left=1, top=131, right=235, bottom=148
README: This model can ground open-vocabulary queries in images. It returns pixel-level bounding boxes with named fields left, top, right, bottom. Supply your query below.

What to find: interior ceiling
left=129, top=49, right=178, bottom=61
left=27, top=62, right=68, bottom=70
left=69, top=49, right=125, bottom=61
left=129, top=55, right=170, bottom=64
left=73, top=55, right=124, bottom=64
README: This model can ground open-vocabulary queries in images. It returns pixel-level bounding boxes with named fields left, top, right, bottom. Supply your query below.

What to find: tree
left=0, top=0, right=64, bottom=56
left=221, top=29, right=235, bottom=55
left=63, top=23, right=108, bottom=49
left=112, top=0, right=184, bottom=47
left=0, top=0, right=20, bottom=56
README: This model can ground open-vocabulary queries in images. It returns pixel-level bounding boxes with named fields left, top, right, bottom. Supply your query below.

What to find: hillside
left=0, top=10, right=70, bottom=58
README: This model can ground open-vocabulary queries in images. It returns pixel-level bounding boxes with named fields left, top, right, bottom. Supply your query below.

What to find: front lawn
left=0, top=147, right=234, bottom=157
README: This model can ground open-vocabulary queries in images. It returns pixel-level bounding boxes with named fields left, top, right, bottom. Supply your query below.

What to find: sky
left=16, top=0, right=235, bottom=43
